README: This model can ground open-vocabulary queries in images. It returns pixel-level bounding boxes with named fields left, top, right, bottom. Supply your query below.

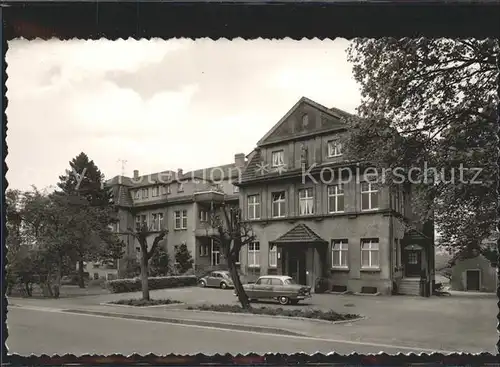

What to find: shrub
left=150, top=247, right=171, bottom=277
left=110, top=298, right=182, bottom=307
left=174, top=243, right=194, bottom=274
left=106, top=275, right=197, bottom=293
left=188, top=304, right=360, bottom=322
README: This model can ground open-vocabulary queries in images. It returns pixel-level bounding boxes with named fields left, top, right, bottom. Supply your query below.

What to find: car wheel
left=199, top=280, right=206, bottom=287
left=220, top=282, right=228, bottom=289
left=290, top=300, right=299, bottom=305
left=278, top=296, right=290, bottom=305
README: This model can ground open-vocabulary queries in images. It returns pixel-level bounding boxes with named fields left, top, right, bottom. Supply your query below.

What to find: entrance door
left=404, top=250, right=422, bottom=277
left=287, top=247, right=307, bottom=285
left=466, top=270, right=480, bottom=291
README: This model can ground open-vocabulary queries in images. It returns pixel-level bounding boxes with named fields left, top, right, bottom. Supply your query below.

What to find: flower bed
left=187, top=304, right=360, bottom=322
left=106, top=275, right=197, bottom=293
left=109, top=298, right=182, bottom=307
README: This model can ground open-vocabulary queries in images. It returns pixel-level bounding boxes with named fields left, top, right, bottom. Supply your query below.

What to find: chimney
left=177, top=168, right=183, bottom=177
left=234, top=153, right=246, bottom=168
left=133, top=170, right=139, bottom=179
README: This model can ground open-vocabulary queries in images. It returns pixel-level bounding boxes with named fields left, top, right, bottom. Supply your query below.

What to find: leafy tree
left=174, top=243, right=193, bottom=274
left=57, top=152, right=122, bottom=287
left=127, top=224, right=167, bottom=300
left=150, top=246, right=171, bottom=277
left=122, top=256, right=141, bottom=278
left=345, top=38, right=498, bottom=255
left=207, top=203, right=256, bottom=309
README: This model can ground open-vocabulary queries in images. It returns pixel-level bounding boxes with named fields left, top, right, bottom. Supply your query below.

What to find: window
left=271, top=150, right=285, bottom=167
left=298, top=188, right=314, bottom=215
left=256, top=277, right=269, bottom=285
left=142, top=188, right=149, bottom=198
left=178, top=182, right=184, bottom=192
left=248, top=242, right=260, bottom=267
left=331, top=240, right=349, bottom=268
left=134, top=190, right=141, bottom=199
left=327, top=140, right=343, bottom=157
left=247, top=194, right=261, bottom=220
left=135, top=215, right=147, bottom=231
left=152, top=186, right=159, bottom=197
left=361, top=239, right=380, bottom=269
left=174, top=210, right=187, bottom=230
left=328, top=184, right=345, bottom=213
left=272, top=192, right=286, bottom=218
left=270, top=278, right=283, bottom=286
left=361, top=182, right=379, bottom=210
left=302, top=114, right=309, bottom=127
left=269, top=246, right=277, bottom=267
left=151, top=213, right=164, bottom=230
left=211, top=242, right=220, bottom=266
left=233, top=185, right=239, bottom=193
left=199, top=210, right=207, bottom=222
left=199, top=243, right=209, bottom=257
left=394, top=189, right=400, bottom=212
left=161, top=185, right=170, bottom=195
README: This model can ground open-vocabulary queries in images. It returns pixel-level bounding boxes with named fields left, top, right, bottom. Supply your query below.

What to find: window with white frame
left=142, top=188, right=149, bottom=198
left=177, top=182, right=184, bottom=192
left=248, top=242, right=260, bottom=267
left=151, top=213, right=164, bottom=230
left=361, top=182, right=379, bottom=210
left=174, top=210, right=187, bottom=230
left=272, top=191, right=286, bottom=218
left=152, top=186, right=159, bottom=197
left=134, top=190, right=141, bottom=199
left=161, top=185, right=170, bottom=195
left=328, top=184, right=345, bottom=213
left=211, top=241, right=220, bottom=266
left=361, top=239, right=380, bottom=269
left=298, top=188, right=314, bottom=215
left=247, top=194, right=261, bottom=220
left=236, top=246, right=243, bottom=264
left=199, top=210, right=207, bottom=222
left=271, top=150, right=285, bottom=167
left=269, top=245, right=277, bottom=267
left=331, top=240, right=349, bottom=268
left=233, top=185, right=239, bottom=193
left=327, top=140, right=343, bottom=157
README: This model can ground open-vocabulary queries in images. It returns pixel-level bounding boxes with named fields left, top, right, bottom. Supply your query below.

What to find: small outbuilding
left=450, top=249, right=497, bottom=293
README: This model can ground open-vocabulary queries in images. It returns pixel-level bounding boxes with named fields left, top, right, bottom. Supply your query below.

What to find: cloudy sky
left=6, top=38, right=361, bottom=191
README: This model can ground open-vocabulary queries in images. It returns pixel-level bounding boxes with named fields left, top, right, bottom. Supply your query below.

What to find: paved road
left=8, top=307, right=432, bottom=355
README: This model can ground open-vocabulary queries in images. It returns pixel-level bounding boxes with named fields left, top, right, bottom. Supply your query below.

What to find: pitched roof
left=241, top=149, right=262, bottom=182
left=257, top=96, right=349, bottom=147
left=110, top=185, right=133, bottom=207
left=269, top=223, right=328, bottom=245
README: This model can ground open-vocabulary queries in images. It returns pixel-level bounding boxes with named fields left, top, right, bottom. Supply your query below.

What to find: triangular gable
left=269, top=223, right=328, bottom=245
left=257, top=97, right=349, bottom=147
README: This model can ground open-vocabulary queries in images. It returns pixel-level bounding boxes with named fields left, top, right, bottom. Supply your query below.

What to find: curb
left=99, top=302, right=186, bottom=309
left=175, top=308, right=366, bottom=325
left=61, top=309, right=307, bottom=337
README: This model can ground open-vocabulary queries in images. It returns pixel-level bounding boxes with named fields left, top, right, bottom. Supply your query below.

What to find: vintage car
left=239, top=275, right=312, bottom=305
left=198, top=270, right=234, bottom=289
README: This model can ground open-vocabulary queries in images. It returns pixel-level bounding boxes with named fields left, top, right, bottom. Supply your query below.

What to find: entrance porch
left=399, top=229, right=434, bottom=296
left=269, top=223, right=328, bottom=290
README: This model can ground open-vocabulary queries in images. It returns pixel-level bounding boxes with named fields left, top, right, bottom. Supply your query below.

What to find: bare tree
left=127, top=224, right=167, bottom=301
left=208, top=203, right=256, bottom=309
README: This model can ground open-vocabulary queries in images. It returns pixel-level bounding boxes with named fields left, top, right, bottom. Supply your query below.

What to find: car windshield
left=283, top=278, right=296, bottom=285
left=221, top=272, right=231, bottom=279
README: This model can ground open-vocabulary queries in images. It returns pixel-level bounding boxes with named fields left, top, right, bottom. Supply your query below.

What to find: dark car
left=199, top=270, right=234, bottom=289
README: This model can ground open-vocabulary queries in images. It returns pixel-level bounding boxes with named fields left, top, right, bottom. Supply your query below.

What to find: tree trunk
left=140, top=254, right=150, bottom=301
left=228, top=256, right=250, bottom=309
left=78, top=259, right=85, bottom=288
left=53, top=260, right=62, bottom=299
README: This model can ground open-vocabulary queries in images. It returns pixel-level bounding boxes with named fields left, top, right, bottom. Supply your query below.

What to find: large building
left=107, top=157, right=246, bottom=274
left=236, top=97, right=435, bottom=295
left=108, top=96, right=435, bottom=296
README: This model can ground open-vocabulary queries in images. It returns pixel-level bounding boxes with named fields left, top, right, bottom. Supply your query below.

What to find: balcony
left=193, top=186, right=225, bottom=203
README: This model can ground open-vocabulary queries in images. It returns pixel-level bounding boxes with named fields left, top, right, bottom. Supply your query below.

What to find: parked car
left=198, top=270, right=234, bottom=289
left=239, top=275, right=312, bottom=305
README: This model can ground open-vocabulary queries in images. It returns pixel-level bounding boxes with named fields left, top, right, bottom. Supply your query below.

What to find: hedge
left=106, top=275, right=197, bottom=293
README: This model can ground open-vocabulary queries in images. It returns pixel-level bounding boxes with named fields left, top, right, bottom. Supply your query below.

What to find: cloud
left=6, top=38, right=361, bottom=191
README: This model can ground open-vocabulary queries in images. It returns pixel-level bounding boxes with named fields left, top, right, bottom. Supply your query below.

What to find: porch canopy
left=401, top=228, right=431, bottom=248
left=269, top=223, right=328, bottom=249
